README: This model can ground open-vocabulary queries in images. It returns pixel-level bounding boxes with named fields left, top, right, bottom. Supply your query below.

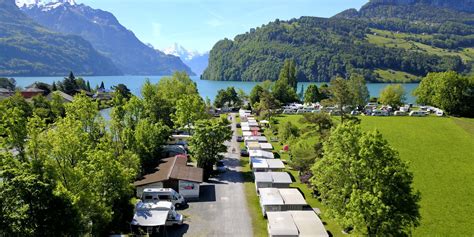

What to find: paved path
left=166, top=113, right=253, bottom=237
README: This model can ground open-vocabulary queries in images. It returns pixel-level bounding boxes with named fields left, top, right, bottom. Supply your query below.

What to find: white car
left=371, top=110, right=389, bottom=116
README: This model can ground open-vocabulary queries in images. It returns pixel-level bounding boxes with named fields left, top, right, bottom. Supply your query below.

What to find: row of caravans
left=240, top=109, right=329, bottom=237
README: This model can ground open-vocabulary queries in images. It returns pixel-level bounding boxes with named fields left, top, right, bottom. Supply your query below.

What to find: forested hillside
left=203, top=0, right=474, bottom=82
left=0, top=0, right=121, bottom=76
left=21, top=1, right=194, bottom=76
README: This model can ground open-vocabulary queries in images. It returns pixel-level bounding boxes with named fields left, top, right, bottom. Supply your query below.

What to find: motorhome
left=141, top=188, right=186, bottom=207
left=394, top=111, right=407, bottom=116
left=409, top=111, right=428, bottom=117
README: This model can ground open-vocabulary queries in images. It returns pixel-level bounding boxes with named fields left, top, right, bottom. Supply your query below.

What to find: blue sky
left=80, top=0, right=368, bottom=53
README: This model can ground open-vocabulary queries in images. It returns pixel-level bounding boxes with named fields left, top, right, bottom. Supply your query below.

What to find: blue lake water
left=13, top=76, right=419, bottom=103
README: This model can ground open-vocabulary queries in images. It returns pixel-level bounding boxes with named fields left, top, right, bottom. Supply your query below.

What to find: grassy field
left=266, top=114, right=474, bottom=236
left=367, top=29, right=474, bottom=62
left=374, top=69, right=419, bottom=83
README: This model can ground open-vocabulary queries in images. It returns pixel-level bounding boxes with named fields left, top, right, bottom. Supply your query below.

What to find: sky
left=79, top=0, right=369, bottom=53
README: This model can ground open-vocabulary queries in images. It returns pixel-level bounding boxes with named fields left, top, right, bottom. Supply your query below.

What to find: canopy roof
left=249, top=150, right=274, bottom=159
left=259, top=143, right=273, bottom=150
left=267, top=212, right=299, bottom=236
left=254, top=172, right=292, bottom=184
left=259, top=188, right=307, bottom=206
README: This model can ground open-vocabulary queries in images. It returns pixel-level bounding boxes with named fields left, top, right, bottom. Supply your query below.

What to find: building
left=267, top=211, right=329, bottom=237
left=254, top=172, right=292, bottom=191
left=251, top=158, right=285, bottom=172
left=134, top=156, right=203, bottom=200
left=249, top=150, right=274, bottom=159
left=259, top=143, right=273, bottom=151
left=21, top=87, right=45, bottom=99
left=258, top=188, right=308, bottom=216
left=47, top=91, right=74, bottom=103
left=244, top=136, right=268, bottom=144
left=0, top=88, right=14, bottom=99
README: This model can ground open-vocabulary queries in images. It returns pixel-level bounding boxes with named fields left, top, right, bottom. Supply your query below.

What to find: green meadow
left=264, top=115, right=474, bottom=236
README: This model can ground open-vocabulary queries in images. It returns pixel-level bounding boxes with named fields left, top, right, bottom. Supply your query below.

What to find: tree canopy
left=414, top=71, right=474, bottom=117
left=311, top=122, right=421, bottom=236
left=379, top=84, right=406, bottom=108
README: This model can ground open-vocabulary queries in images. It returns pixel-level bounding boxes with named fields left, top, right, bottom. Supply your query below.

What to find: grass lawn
left=269, top=114, right=474, bottom=236
left=374, top=69, right=419, bottom=83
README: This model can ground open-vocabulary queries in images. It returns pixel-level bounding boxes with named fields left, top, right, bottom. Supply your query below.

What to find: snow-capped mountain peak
left=15, top=0, right=76, bottom=8
left=163, top=43, right=201, bottom=61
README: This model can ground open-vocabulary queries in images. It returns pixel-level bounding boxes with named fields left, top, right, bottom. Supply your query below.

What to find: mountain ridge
left=0, top=0, right=122, bottom=76
left=203, top=0, right=473, bottom=82
left=20, top=1, right=194, bottom=76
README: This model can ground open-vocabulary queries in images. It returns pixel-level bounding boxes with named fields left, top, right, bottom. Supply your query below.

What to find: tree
left=279, top=121, right=300, bottom=142
left=414, top=71, right=474, bottom=117
left=173, top=94, right=208, bottom=132
left=299, top=112, right=333, bottom=135
left=214, top=87, right=242, bottom=108
left=304, top=84, right=321, bottom=104
left=254, top=91, right=280, bottom=119
left=31, top=95, right=53, bottom=123
left=0, top=93, right=31, bottom=160
left=279, top=59, right=298, bottom=91
left=0, top=153, right=82, bottom=236
left=379, top=84, right=406, bottom=109
left=112, top=83, right=132, bottom=101
left=62, top=72, right=78, bottom=95
left=249, top=84, right=265, bottom=106
left=311, top=122, right=420, bottom=236
left=329, top=77, right=353, bottom=122
left=0, top=77, right=16, bottom=90
left=51, top=81, right=57, bottom=91
left=272, top=79, right=299, bottom=104
left=189, top=118, right=232, bottom=180
left=348, top=74, right=370, bottom=108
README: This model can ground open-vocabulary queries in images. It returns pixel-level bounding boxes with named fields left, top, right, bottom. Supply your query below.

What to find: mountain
left=163, top=43, right=209, bottom=75
left=0, top=0, right=121, bottom=76
left=20, top=0, right=194, bottom=76
left=203, top=0, right=474, bottom=82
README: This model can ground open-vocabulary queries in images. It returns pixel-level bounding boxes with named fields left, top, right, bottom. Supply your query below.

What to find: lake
left=13, top=75, right=419, bottom=103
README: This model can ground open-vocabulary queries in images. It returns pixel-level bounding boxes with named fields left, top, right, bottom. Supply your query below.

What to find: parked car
left=237, top=136, right=244, bottom=142
left=394, top=111, right=407, bottom=116
left=409, top=111, right=427, bottom=117
left=240, top=149, right=249, bottom=157
left=435, top=110, right=444, bottom=117
left=283, top=109, right=296, bottom=114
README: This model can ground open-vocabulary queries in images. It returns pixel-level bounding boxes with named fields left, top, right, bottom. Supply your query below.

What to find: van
left=409, top=111, right=427, bottom=117
left=141, top=188, right=186, bottom=207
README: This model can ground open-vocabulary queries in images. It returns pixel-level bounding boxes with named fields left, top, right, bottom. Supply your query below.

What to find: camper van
left=409, top=111, right=427, bottom=117
left=141, top=188, right=186, bottom=207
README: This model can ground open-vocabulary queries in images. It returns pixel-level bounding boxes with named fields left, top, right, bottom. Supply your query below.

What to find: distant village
left=0, top=72, right=115, bottom=108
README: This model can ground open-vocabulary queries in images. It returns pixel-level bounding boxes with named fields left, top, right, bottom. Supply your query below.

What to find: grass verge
left=240, top=157, right=268, bottom=237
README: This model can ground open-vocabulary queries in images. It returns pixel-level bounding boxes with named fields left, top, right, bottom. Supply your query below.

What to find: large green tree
left=414, top=71, right=474, bottom=117
left=214, top=87, right=242, bottom=108
left=304, top=84, right=322, bottom=104
left=379, top=84, right=406, bottom=109
left=311, top=122, right=420, bottom=236
left=173, top=94, right=208, bottom=132
left=189, top=118, right=232, bottom=180
left=348, top=74, right=370, bottom=108
left=329, top=77, right=354, bottom=121
left=278, top=59, right=298, bottom=91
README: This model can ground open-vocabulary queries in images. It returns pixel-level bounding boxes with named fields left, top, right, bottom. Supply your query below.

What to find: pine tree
left=86, top=81, right=91, bottom=92
left=52, top=82, right=57, bottom=91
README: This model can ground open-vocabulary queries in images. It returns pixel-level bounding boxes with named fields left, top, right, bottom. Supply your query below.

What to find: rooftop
left=254, top=172, right=292, bottom=184
left=134, top=156, right=203, bottom=186
left=259, top=188, right=307, bottom=206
